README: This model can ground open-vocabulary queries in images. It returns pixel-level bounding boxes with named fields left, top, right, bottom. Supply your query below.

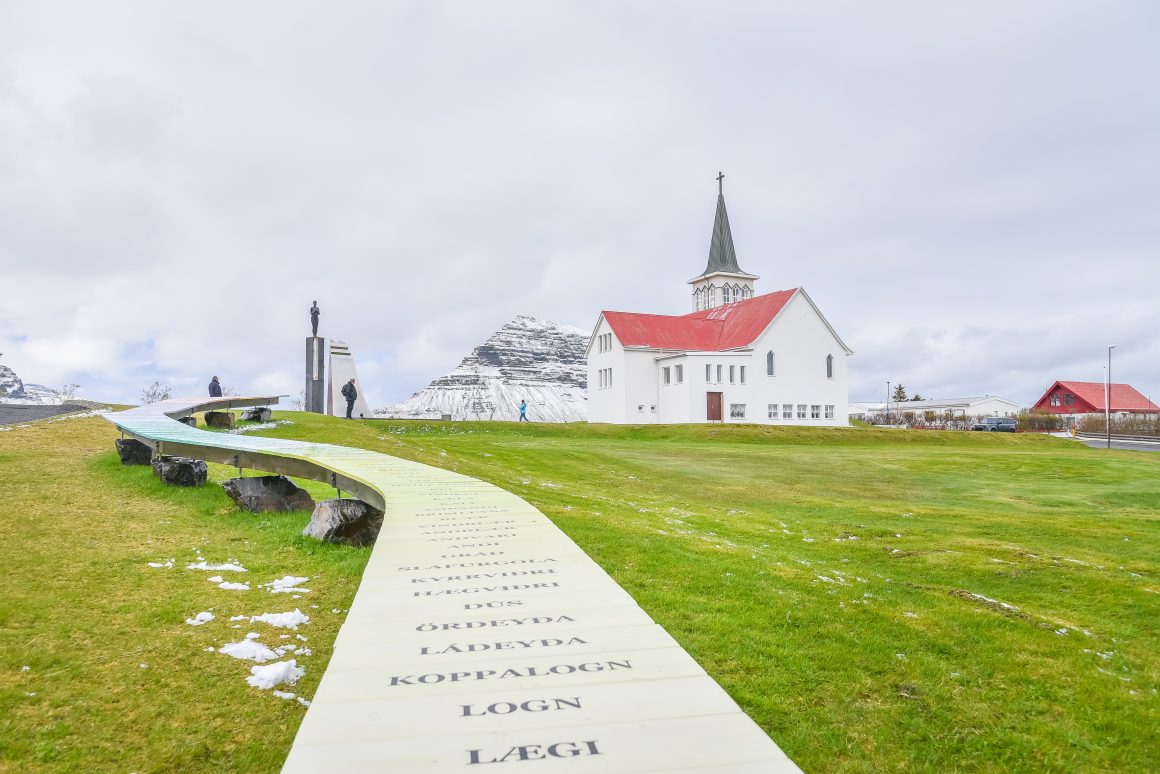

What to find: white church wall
left=749, top=292, right=848, bottom=427
left=586, top=317, right=626, bottom=423
left=623, top=349, right=661, bottom=423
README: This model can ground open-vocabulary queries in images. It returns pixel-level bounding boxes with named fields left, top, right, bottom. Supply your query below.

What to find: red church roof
left=602, top=289, right=798, bottom=351
left=1033, top=381, right=1159, bottom=413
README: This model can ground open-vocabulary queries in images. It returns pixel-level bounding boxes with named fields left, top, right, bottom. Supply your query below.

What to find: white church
left=586, top=177, right=852, bottom=426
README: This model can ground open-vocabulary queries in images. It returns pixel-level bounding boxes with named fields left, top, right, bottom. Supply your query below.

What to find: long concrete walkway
left=106, top=398, right=799, bottom=773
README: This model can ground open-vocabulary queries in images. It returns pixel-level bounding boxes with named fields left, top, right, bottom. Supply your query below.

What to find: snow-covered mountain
left=376, top=315, right=589, bottom=422
left=0, top=364, right=66, bottom=404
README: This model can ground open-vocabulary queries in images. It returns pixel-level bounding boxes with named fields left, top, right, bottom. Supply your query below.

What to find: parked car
left=971, top=417, right=1017, bottom=432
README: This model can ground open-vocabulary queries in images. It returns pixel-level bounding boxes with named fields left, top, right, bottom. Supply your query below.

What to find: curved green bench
left=105, top=397, right=798, bottom=773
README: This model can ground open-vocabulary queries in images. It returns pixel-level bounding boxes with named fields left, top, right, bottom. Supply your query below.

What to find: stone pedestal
left=223, top=475, right=315, bottom=512
left=115, top=438, right=153, bottom=465
left=205, top=411, right=235, bottom=429
left=303, top=498, right=383, bottom=546
left=305, top=336, right=325, bottom=414
left=152, top=456, right=207, bottom=486
left=241, top=407, right=272, bottom=423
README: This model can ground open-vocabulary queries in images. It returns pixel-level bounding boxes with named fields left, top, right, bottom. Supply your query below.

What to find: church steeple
left=688, top=172, right=759, bottom=312
left=702, top=173, right=744, bottom=276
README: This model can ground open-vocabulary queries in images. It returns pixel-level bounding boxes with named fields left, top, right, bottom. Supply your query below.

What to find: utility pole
left=886, top=381, right=891, bottom=424
left=1107, top=345, right=1115, bottom=449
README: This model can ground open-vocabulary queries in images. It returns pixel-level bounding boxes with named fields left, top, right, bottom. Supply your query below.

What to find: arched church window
left=826, top=354, right=834, bottom=379
left=706, top=285, right=716, bottom=306
left=741, top=285, right=752, bottom=299
left=694, top=288, right=703, bottom=310
left=732, top=284, right=742, bottom=302
left=721, top=285, right=731, bottom=304
left=766, top=351, right=775, bottom=376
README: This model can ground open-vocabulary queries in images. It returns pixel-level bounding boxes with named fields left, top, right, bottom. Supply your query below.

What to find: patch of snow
left=262, top=576, right=311, bottom=594
left=227, top=420, right=293, bottom=435
left=964, top=592, right=1019, bottom=611
left=208, top=576, right=223, bottom=583
left=272, top=690, right=297, bottom=700
left=147, top=559, right=174, bottom=569
left=249, top=609, right=311, bottom=629
left=246, top=659, right=305, bottom=689
left=220, top=639, right=279, bottom=663
left=296, top=696, right=311, bottom=707
left=185, top=611, right=215, bottom=626
left=217, top=581, right=250, bottom=591
left=229, top=615, right=246, bottom=621
left=188, top=561, right=247, bottom=572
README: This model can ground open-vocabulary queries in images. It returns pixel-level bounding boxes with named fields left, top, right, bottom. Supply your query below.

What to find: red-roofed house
left=1032, top=381, right=1159, bottom=418
left=586, top=178, right=852, bottom=425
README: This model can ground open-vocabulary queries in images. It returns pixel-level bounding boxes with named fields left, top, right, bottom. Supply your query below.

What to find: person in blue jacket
left=518, top=400, right=528, bottom=422
left=208, top=376, right=223, bottom=397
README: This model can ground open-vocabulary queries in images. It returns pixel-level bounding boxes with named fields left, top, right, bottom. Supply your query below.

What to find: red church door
left=706, top=392, right=723, bottom=422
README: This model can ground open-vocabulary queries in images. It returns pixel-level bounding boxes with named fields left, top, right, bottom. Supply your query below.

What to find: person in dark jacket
left=340, top=378, right=357, bottom=419
left=208, top=376, right=223, bottom=397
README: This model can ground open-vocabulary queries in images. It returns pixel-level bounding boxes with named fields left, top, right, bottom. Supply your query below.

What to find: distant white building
left=586, top=177, right=852, bottom=426
left=849, top=395, right=1022, bottom=421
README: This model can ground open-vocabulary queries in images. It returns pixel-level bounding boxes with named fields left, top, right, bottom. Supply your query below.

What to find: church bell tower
left=688, top=172, right=759, bottom=311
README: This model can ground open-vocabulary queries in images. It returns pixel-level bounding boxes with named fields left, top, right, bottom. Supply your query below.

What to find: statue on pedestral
left=310, top=301, right=320, bottom=337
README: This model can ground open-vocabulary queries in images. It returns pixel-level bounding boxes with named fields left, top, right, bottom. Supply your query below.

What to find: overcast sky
left=2, top=2, right=1158, bottom=408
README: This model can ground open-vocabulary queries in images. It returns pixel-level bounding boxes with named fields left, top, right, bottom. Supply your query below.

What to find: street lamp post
left=886, top=381, right=891, bottom=424
left=1107, top=345, right=1116, bottom=449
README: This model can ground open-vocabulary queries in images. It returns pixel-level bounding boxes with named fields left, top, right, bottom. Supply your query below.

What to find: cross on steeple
left=716, top=171, right=725, bottom=195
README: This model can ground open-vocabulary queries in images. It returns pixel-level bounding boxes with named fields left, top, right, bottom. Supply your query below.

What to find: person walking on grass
left=208, top=376, right=223, bottom=397
left=341, top=378, right=357, bottom=419
left=518, top=399, right=528, bottom=422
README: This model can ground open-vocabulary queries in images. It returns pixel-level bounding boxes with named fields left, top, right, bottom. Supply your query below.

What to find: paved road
left=1074, top=437, right=1160, bottom=453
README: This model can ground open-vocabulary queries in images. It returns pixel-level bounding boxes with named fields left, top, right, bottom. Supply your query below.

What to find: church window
left=722, top=285, right=731, bottom=304
left=768, top=404, right=776, bottom=419
left=825, top=405, right=835, bottom=419
left=811, top=405, right=821, bottom=419
left=732, top=284, right=742, bottom=303
left=706, top=285, right=716, bottom=307
left=826, top=354, right=834, bottom=379
left=706, top=364, right=712, bottom=382
left=729, top=365, right=736, bottom=383
left=730, top=404, right=746, bottom=419
left=766, top=351, right=775, bottom=376
left=675, top=365, right=683, bottom=383
left=797, top=404, right=807, bottom=419
left=782, top=404, right=793, bottom=419
left=741, top=285, right=752, bottom=299
left=662, top=367, right=671, bottom=385
left=740, top=366, right=746, bottom=384
left=716, top=365, right=723, bottom=383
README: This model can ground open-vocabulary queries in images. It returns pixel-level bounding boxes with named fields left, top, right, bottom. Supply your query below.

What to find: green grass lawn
left=2, top=412, right=1158, bottom=772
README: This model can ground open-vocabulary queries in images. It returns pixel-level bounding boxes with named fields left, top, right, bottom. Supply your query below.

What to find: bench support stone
left=152, top=456, right=207, bottom=486
left=115, top=438, right=153, bottom=465
left=241, top=407, right=272, bottom=423
left=204, top=411, right=235, bottom=429
left=303, top=498, right=383, bottom=546
left=223, top=475, right=315, bottom=512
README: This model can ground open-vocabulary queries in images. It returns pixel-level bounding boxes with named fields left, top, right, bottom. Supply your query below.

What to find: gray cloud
left=1, top=1, right=1157, bottom=409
